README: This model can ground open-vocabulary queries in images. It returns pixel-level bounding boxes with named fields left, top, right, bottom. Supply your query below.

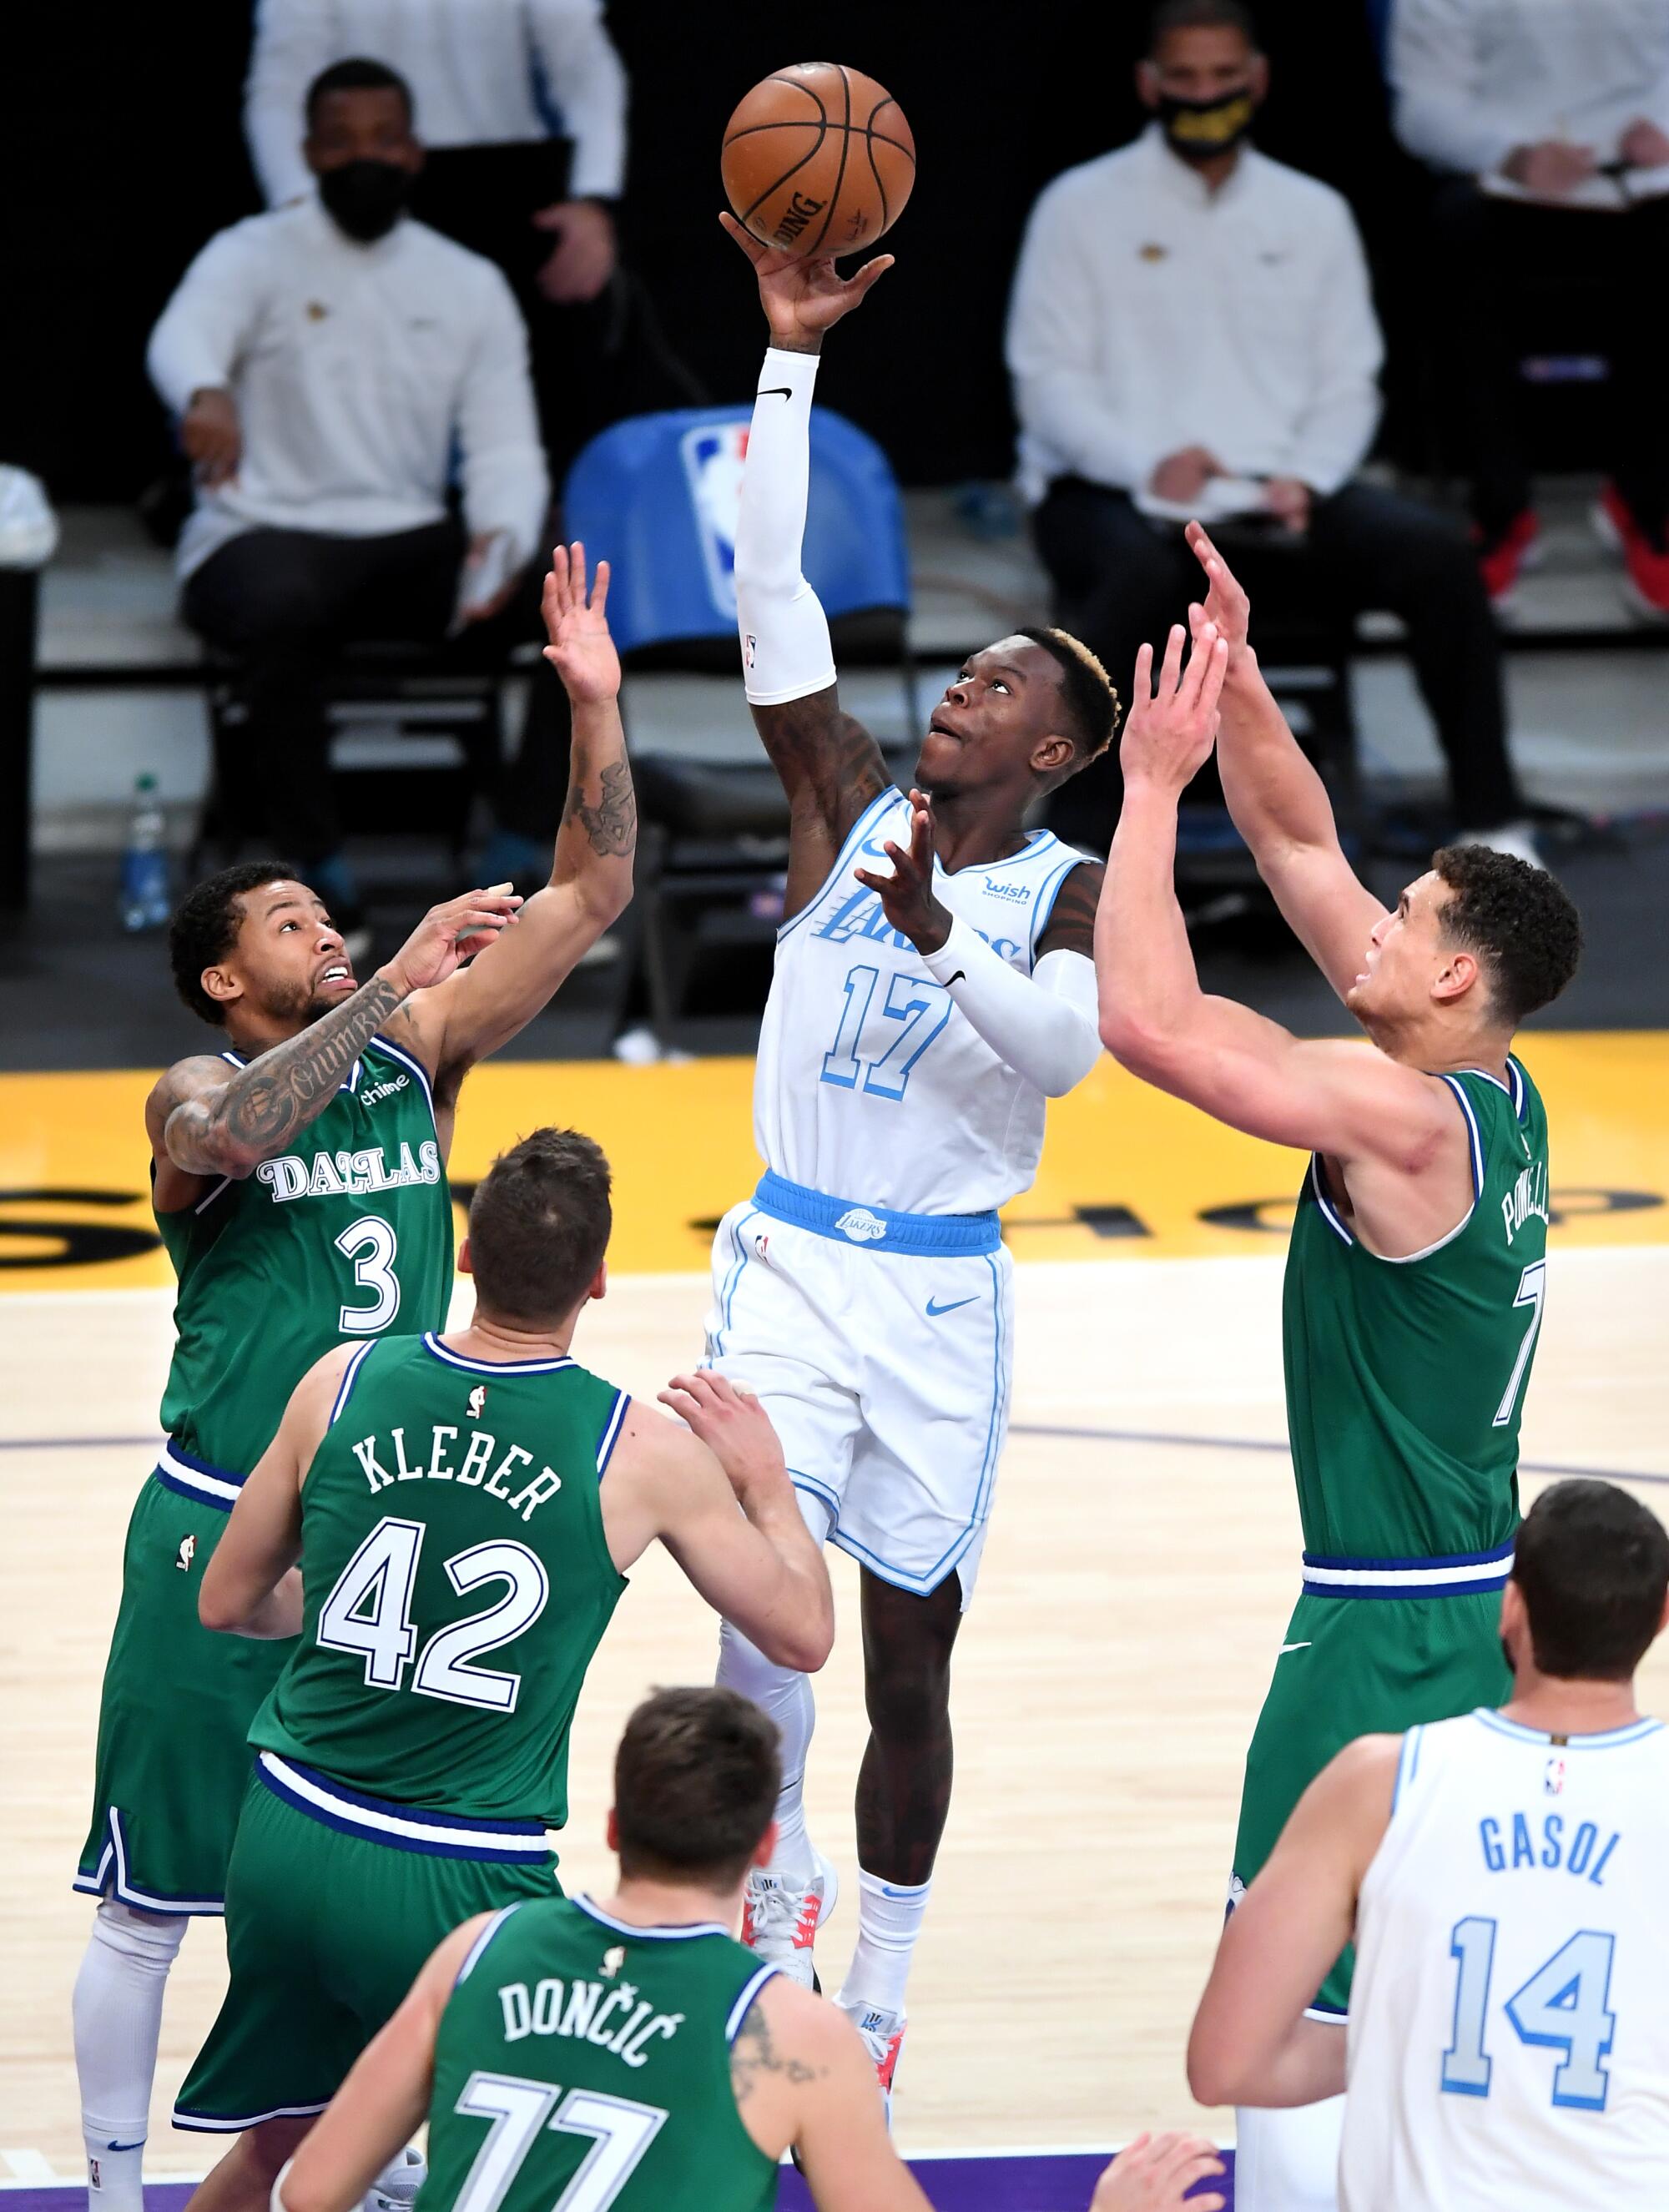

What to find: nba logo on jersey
left=467, top=1385, right=487, bottom=1420
left=1545, top=1754, right=1566, bottom=1795
left=680, top=423, right=749, bottom=620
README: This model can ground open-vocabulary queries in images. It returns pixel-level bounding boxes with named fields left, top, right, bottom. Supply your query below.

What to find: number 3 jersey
left=754, top=789, right=1085, bottom=1215
left=250, top=1333, right=628, bottom=1825
left=1341, top=1707, right=1669, bottom=2212
left=155, top=1034, right=454, bottom=1479
left=1283, top=1056, right=1550, bottom=1565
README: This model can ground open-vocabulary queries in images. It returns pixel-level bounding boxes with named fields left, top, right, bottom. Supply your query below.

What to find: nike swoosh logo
left=946, top=970, right=966, bottom=986
left=757, top=386, right=792, bottom=400
left=1278, top=1641, right=1312, bottom=1655
left=925, top=1295, right=978, bottom=1318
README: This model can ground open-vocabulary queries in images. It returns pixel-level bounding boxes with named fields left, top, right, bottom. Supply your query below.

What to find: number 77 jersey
left=1342, top=1707, right=1669, bottom=2210
left=1283, top=1055, right=1551, bottom=1565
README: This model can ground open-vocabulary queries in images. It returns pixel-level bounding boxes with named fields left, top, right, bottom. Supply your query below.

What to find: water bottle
left=119, top=774, right=172, bottom=933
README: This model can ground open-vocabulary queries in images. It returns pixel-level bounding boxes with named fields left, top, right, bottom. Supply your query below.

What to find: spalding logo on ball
left=722, top=61, right=915, bottom=258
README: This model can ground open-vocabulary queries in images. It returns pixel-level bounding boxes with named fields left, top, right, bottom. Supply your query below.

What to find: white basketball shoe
left=363, top=2147, right=426, bottom=2212
left=740, top=1851, right=839, bottom=1989
left=835, top=1993, right=908, bottom=2124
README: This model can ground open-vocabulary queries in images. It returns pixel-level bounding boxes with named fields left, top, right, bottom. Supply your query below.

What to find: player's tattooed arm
left=1034, top=857, right=1105, bottom=961
left=754, top=687, right=892, bottom=920
left=729, top=1993, right=828, bottom=2107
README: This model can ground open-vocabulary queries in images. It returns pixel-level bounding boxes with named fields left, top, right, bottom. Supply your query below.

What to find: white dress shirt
left=1006, top=127, right=1384, bottom=506
left=149, top=197, right=548, bottom=580
left=246, top=0, right=627, bottom=209
left=1389, top=0, right=1669, bottom=184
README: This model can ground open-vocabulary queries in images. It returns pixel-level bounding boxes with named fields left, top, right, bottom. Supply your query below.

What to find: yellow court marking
left=0, top=1030, right=1665, bottom=1292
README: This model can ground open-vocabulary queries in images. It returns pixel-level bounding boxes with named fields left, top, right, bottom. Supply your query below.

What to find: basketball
left=721, top=62, right=915, bottom=259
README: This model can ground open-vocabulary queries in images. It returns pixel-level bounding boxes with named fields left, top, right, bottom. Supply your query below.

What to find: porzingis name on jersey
left=496, top=1973, right=685, bottom=2068
left=1477, top=1808, right=1621, bottom=1887
left=256, top=1140, right=441, bottom=1204
left=350, top=1423, right=563, bottom=1523
left=1502, top=1158, right=1551, bottom=1245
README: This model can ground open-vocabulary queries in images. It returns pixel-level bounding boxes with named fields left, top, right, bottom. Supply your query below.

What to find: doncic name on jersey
left=256, top=1139, right=442, bottom=1204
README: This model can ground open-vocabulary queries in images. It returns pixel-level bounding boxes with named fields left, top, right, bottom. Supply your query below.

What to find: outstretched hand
left=541, top=541, right=620, bottom=706
left=719, top=209, right=893, bottom=350
left=1184, top=522, right=1251, bottom=673
left=854, top=788, right=951, bottom=955
left=1121, top=621, right=1229, bottom=796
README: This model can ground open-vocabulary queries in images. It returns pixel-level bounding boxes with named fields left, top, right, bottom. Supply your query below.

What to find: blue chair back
left=561, top=405, right=910, bottom=657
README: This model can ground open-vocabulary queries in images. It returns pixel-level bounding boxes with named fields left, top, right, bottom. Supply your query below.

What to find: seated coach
left=148, top=58, right=550, bottom=932
left=1005, top=0, right=1536, bottom=864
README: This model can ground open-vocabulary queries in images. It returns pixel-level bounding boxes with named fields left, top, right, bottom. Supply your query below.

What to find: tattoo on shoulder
left=1036, top=858, right=1103, bottom=960
left=729, top=1994, right=827, bottom=2107
left=754, top=693, right=890, bottom=836
left=565, top=758, right=638, bottom=857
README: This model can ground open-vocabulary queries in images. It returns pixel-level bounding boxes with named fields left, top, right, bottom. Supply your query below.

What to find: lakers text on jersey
left=1342, top=1709, right=1669, bottom=2210
left=174, top=1333, right=630, bottom=2130
left=77, top=1033, right=454, bottom=1913
left=424, top=1896, right=781, bottom=2212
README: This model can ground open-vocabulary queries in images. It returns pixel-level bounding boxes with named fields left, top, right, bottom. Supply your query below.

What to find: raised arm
left=723, top=213, right=895, bottom=917
left=1095, top=624, right=1456, bottom=1177
left=392, top=544, right=636, bottom=1081
left=1187, top=523, right=1386, bottom=1001
left=147, top=884, right=520, bottom=1207
left=198, top=1347, right=349, bottom=1636
left=602, top=1373, right=834, bottom=1673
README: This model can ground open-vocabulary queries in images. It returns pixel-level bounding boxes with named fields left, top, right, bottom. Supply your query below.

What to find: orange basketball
left=721, top=62, right=915, bottom=259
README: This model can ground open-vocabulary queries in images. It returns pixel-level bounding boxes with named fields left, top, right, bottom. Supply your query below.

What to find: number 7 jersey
left=755, top=789, right=1085, bottom=1213
left=1283, top=1056, right=1550, bottom=1563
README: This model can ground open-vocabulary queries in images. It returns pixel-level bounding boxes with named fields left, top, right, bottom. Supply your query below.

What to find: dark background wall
left=3, top=0, right=1421, bottom=502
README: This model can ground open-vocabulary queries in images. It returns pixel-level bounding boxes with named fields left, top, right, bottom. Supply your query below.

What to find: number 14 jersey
left=1283, top=1056, right=1550, bottom=1562
left=755, top=789, right=1085, bottom=1214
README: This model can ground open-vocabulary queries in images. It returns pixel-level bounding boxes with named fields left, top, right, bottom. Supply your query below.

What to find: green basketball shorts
left=76, top=1453, right=294, bottom=1914
left=1231, top=1575, right=1512, bottom=2017
left=174, top=1754, right=560, bottom=2130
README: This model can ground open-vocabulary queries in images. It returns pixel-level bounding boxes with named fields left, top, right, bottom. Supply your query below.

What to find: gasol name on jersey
left=496, top=1968, right=686, bottom=2068
left=256, top=1140, right=442, bottom=1203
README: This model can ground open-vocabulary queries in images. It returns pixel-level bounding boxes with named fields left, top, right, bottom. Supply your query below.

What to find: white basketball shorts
left=703, top=1172, right=1015, bottom=1607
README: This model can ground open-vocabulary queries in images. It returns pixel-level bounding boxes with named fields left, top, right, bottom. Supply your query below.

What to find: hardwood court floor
left=5, top=1242, right=1668, bottom=2174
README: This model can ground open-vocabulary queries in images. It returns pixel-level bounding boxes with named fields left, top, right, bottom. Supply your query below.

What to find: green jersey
left=252, top=1333, right=628, bottom=1821
left=424, top=1896, right=779, bottom=2212
left=1284, top=1055, right=1549, bottom=1564
left=157, top=1035, right=453, bottom=1478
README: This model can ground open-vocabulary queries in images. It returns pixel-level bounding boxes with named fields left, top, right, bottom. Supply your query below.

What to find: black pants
left=183, top=521, right=571, bottom=863
left=1426, top=180, right=1669, bottom=544
left=1032, top=478, right=1522, bottom=852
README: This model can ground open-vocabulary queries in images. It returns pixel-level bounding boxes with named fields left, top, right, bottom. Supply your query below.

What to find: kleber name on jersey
left=351, top=1421, right=564, bottom=1524
left=257, top=1140, right=442, bottom=1203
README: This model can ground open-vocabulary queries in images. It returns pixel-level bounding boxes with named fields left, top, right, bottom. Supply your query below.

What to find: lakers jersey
left=1341, top=1708, right=1669, bottom=2210
left=754, top=789, right=1085, bottom=1213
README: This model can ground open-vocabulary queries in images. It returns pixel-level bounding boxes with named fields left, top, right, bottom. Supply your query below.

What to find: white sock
left=73, top=1900, right=189, bottom=2212
left=717, top=1618, right=819, bottom=1883
left=1233, top=2096, right=1344, bottom=2212
left=842, top=1869, right=930, bottom=2016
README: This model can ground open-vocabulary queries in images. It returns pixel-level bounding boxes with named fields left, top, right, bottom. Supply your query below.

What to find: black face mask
left=1157, top=87, right=1256, bottom=164
left=319, top=159, right=412, bottom=243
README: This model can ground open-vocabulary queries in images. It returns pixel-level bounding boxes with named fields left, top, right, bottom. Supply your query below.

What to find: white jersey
left=1341, top=1707, right=1669, bottom=2212
left=754, top=788, right=1084, bottom=1216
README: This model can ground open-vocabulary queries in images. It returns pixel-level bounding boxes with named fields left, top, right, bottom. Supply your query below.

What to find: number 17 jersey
left=755, top=789, right=1084, bottom=1214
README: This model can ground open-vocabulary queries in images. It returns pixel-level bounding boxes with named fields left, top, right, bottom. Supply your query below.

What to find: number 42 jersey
left=754, top=789, right=1085, bottom=1215
left=1341, top=1707, right=1669, bottom=2211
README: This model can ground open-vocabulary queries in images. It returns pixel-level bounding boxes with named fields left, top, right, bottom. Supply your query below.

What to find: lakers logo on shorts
left=834, top=1207, right=887, bottom=1244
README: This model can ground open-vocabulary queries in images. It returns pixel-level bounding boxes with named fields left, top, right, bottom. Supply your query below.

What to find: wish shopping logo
left=681, top=422, right=750, bottom=621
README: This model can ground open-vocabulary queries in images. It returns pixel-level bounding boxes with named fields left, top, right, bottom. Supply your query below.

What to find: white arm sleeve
left=920, top=918, right=1102, bottom=1098
left=734, top=345, right=837, bottom=707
